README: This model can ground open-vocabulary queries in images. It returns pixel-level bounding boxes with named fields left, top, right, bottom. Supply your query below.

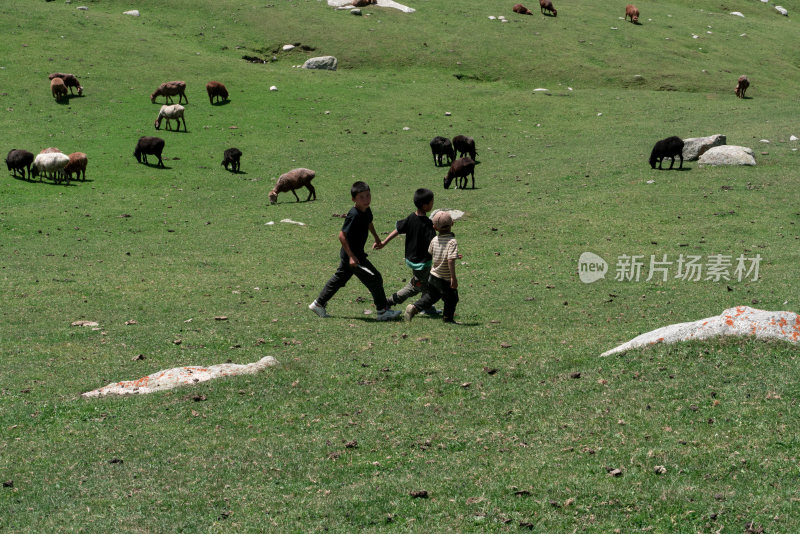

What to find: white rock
left=533, top=88, right=549, bottom=92
left=123, top=9, right=139, bottom=16
left=602, top=307, right=798, bottom=356
left=730, top=11, right=744, bottom=17
left=597, top=112, right=603, bottom=116
left=269, top=85, right=278, bottom=91
left=82, top=356, right=279, bottom=397
left=430, top=208, right=464, bottom=221
left=682, top=134, right=726, bottom=161
left=760, top=139, right=770, bottom=143
left=402, top=126, right=410, bottom=131
left=489, top=16, right=497, bottom=20
left=280, top=219, right=306, bottom=226
left=646, top=180, right=655, bottom=184
left=77, top=5, right=88, bottom=10
left=698, top=145, right=756, bottom=166
left=302, top=56, right=338, bottom=70
left=790, top=135, right=798, bottom=141
left=775, top=5, right=788, bottom=15
left=265, top=221, right=275, bottom=225
left=282, top=44, right=295, bottom=51
left=351, top=8, right=362, bottom=15
left=761, top=0, right=769, bottom=2
left=445, top=112, right=452, bottom=116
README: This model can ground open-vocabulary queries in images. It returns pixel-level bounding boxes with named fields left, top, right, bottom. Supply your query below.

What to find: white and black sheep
left=64, top=152, right=88, bottom=181
left=134, top=136, right=166, bottom=167
left=221, top=148, right=242, bottom=172
left=154, top=104, right=186, bottom=131
left=452, top=135, right=477, bottom=161
left=430, top=136, right=455, bottom=167
left=444, top=157, right=477, bottom=189
left=206, top=81, right=229, bottom=104
left=649, top=136, right=684, bottom=170
left=269, top=168, right=316, bottom=204
left=32, top=152, right=70, bottom=183
left=150, top=81, right=187, bottom=104
left=48, top=73, right=83, bottom=96
left=6, top=149, right=35, bottom=180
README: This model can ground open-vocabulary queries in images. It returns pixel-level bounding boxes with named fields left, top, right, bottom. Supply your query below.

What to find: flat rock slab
left=698, top=145, right=756, bottom=166
left=302, top=56, right=338, bottom=71
left=82, top=356, right=279, bottom=397
left=602, top=306, right=799, bottom=356
left=682, top=134, right=726, bottom=161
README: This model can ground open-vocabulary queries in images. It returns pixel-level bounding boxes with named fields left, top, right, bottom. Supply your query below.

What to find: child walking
left=379, top=188, right=439, bottom=315
left=309, top=181, right=402, bottom=321
left=404, top=210, right=460, bottom=323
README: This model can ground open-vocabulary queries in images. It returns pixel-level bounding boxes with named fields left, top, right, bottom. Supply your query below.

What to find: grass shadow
left=211, top=100, right=231, bottom=107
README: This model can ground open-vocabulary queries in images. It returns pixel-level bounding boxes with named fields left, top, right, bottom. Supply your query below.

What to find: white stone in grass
left=123, top=9, right=139, bottom=16
left=760, top=139, right=770, bottom=143
left=730, top=11, right=744, bottom=17
left=77, top=6, right=88, bottom=10
left=82, top=356, right=279, bottom=397
left=601, top=306, right=799, bottom=356
left=265, top=221, right=275, bottom=225
left=646, top=180, right=655, bottom=184
left=402, top=126, right=410, bottom=131
left=790, top=135, right=798, bottom=141
left=489, top=16, right=497, bottom=20
left=270, top=85, right=278, bottom=91
left=283, top=44, right=295, bottom=51
left=533, top=88, right=549, bottom=92
left=682, top=134, right=726, bottom=161
left=430, top=208, right=464, bottom=221
left=775, top=6, right=788, bottom=16
left=280, top=218, right=306, bottom=226
left=698, top=145, right=755, bottom=166
left=302, top=56, right=338, bottom=70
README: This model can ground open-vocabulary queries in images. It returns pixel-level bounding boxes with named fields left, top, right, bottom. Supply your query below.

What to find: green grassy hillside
left=1, top=0, right=799, bottom=532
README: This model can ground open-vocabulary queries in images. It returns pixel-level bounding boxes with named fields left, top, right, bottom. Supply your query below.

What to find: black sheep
left=134, top=136, right=166, bottom=167
left=452, top=135, right=477, bottom=161
left=221, top=148, right=242, bottom=172
left=649, top=136, right=684, bottom=170
left=429, top=136, right=455, bottom=167
left=5, top=149, right=35, bottom=180
left=444, top=157, right=477, bottom=189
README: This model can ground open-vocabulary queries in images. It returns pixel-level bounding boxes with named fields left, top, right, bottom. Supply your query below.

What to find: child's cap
left=432, top=211, right=453, bottom=229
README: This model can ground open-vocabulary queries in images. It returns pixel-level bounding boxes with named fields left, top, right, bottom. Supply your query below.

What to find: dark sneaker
left=376, top=308, right=402, bottom=321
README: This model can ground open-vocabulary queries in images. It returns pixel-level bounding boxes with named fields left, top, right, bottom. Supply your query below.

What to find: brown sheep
left=51, top=78, right=68, bottom=101
left=206, top=81, right=228, bottom=104
left=444, top=157, right=477, bottom=190
left=64, top=152, right=88, bottom=181
left=625, top=4, right=639, bottom=23
left=735, top=75, right=749, bottom=98
left=539, top=0, right=557, bottom=16
left=48, top=73, right=83, bottom=96
left=151, top=81, right=187, bottom=104
left=269, top=168, right=316, bottom=204
left=513, top=3, right=533, bottom=14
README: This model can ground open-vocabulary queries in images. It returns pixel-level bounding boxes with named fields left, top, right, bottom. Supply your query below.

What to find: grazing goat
left=735, top=75, right=749, bottom=98
left=206, top=81, right=229, bottom=104
left=37, top=147, right=63, bottom=179
left=221, top=148, right=242, bottom=172
left=539, top=0, right=557, bottom=16
left=625, top=4, right=639, bottom=23
left=269, top=168, right=316, bottom=204
left=134, top=136, right=166, bottom=167
left=154, top=104, right=186, bottom=131
left=51, top=77, right=68, bottom=101
left=32, top=152, right=70, bottom=183
left=452, top=135, right=477, bottom=161
left=444, top=157, right=477, bottom=190
left=430, top=136, right=455, bottom=167
left=150, top=81, right=187, bottom=104
left=48, top=73, right=83, bottom=96
left=64, top=152, right=88, bottom=181
left=513, top=3, right=534, bottom=14
left=6, top=149, right=35, bottom=180
left=649, top=136, right=685, bottom=170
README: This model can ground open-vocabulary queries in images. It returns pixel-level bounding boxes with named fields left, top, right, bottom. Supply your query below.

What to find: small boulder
left=699, top=145, right=756, bottom=166
left=123, top=9, right=140, bottom=16
left=682, top=134, right=726, bottom=161
left=282, top=44, right=295, bottom=51
left=302, top=56, right=338, bottom=71
left=775, top=5, right=788, bottom=15
left=730, top=11, right=744, bottom=17
left=77, top=5, right=88, bottom=10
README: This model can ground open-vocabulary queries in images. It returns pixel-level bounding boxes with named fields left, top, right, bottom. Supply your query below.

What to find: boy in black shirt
left=379, top=188, right=439, bottom=315
left=309, top=181, right=402, bottom=321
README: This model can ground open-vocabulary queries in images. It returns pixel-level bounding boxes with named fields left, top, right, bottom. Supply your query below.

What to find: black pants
left=413, top=275, right=459, bottom=321
left=316, top=256, right=388, bottom=310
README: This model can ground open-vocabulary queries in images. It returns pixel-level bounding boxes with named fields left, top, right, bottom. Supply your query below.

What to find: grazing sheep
left=221, top=148, right=242, bottom=172
left=32, top=152, right=70, bottom=183
left=51, top=77, right=68, bottom=101
left=64, top=152, right=88, bottom=181
left=154, top=104, right=186, bottom=131
left=134, top=136, right=166, bottom=167
left=206, top=81, right=229, bottom=104
left=37, top=147, right=63, bottom=179
left=735, top=75, right=749, bottom=98
left=539, top=0, right=557, bottom=16
left=150, top=81, right=187, bottom=104
left=269, top=168, right=316, bottom=204
left=444, top=157, right=477, bottom=190
left=513, top=3, right=534, bottom=14
left=649, top=136, right=685, bottom=170
left=452, top=135, right=477, bottom=161
left=5, top=149, right=35, bottom=180
left=430, top=136, right=455, bottom=167
left=48, top=73, right=83, bottom=96
left=625, top=4, right=639, bottom=23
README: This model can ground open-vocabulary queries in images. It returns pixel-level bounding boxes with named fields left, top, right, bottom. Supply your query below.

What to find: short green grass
left=1, top=0, right=799, bottom=531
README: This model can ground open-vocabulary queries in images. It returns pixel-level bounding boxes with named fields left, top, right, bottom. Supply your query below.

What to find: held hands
left=372, top=239, right=385, bottom=250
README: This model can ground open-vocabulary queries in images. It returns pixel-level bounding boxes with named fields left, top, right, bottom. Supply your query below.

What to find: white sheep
left=269, top=168, right=316, bottom=204
left=32, top=152, right=70, bottom=183
left=154, top=104, right=186, bottom=131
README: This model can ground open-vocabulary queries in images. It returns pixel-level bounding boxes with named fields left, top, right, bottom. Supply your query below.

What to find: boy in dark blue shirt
left=309, top=181, right=402, bottom=321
